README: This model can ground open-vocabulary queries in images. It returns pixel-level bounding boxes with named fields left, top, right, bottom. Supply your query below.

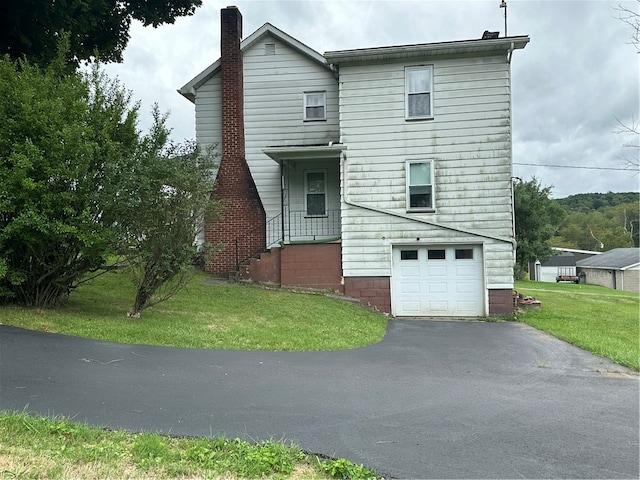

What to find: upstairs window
left=406, top=160, right=434, bottom=211
left=305, top=170, right=327, bottom=216
left=303, top=92, right=326, bottom=121
left=405, top=66, right=433, bottom=119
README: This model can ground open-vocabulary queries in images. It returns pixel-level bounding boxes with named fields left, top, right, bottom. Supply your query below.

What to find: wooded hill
left=551, top=192, right=639, bottom=250
left=556, top=192, right=639, bottom=213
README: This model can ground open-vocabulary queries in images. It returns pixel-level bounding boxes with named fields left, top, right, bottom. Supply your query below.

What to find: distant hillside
left=556, top=192, right=639, bottom=212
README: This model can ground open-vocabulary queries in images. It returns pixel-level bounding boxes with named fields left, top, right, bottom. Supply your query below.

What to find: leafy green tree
left=556, top=192, right=639, bottom=213
left=513, top=178, right=565, bottom=278
left=112, top=108, right=218, bottom=317
left=0, top=53, right=138, bottom=306
left=553, top=202, right=638, bottom=250
left=0, top=0, right=201, bottom=68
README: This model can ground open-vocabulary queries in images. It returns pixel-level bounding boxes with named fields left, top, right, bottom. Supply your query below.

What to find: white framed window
left=406, top=160, right=434, bottom=211
left=304, top=170, right=327, bottom=216
left=405, top=66, right=433, bottom=120
left=303, top=91, right=326, bottom=121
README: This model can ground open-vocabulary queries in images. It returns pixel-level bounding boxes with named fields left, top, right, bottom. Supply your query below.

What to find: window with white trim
left=405, top=66, right=433, bottom=119
left=303, top=92, right=326, bottom=121
left=305, top=170, right=327, bottom=216
left=406, top=160, right=434, bottom=211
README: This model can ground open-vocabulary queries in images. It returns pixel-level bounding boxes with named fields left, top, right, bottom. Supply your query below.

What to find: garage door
left=392, top=245, right=485, bottom=317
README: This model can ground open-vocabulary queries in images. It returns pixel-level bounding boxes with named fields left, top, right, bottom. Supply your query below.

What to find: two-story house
left=179, top=6, right=529, bottom=317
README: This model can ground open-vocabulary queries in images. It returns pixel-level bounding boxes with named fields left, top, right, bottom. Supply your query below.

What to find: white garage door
left=392, top=245, right=485, bottom=317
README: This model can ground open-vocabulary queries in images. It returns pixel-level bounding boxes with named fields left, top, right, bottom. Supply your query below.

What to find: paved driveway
left=1, top=321, right=638, bottom=478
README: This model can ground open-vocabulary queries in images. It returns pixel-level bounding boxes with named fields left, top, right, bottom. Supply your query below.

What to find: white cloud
left=103, top=0, right=640, bottom=197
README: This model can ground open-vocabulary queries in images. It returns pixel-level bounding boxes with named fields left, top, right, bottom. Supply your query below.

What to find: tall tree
left=0, top=53, right=139, bottom=306
left=513, top=178, right=565, bottom=278
left=552, top=202, right=638, bottom=250
left=113, top=108, right=218, bottom=318
left=0, top=0, right=201, bottom=68
left=614, top=1, right=640, bottom=170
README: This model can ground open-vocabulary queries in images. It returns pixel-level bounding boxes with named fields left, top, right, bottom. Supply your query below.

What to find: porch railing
left=286, top=209, right=341, bottom=241
left=234, top=209, right=341, bottom=270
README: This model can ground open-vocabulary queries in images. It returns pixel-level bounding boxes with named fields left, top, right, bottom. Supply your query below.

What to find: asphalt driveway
left=1, top=320, right=638, bottom=479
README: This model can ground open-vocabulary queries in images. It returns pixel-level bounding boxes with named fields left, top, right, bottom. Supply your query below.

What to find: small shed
left=576, top=248, right=640, bottom=293
left=529, top=248, right=599, bottom=283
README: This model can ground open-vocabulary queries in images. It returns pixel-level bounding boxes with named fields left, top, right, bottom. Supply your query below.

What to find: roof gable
left=178, top=22, right=329, bottom=102
left=576, top=248, right=640, bottom=270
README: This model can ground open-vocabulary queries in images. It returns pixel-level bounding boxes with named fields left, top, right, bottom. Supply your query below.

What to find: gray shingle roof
left=576, top=248, right=640, bottom=270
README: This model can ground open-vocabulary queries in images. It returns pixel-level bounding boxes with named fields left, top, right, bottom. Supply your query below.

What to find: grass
left=0, top=269, right=387, bottom=351
left=0, top=412, right=379, bottom=479
left=515, top=280, right=639, bottom=371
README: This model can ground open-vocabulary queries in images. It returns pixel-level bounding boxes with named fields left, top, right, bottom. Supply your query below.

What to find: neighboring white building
left=529, top=247, right=600, bottom=283
left=179, top=7, right=529, bottom=317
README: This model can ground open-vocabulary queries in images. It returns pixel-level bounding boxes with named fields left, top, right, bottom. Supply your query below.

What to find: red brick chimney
left=205, top=6, right=266, bottom=275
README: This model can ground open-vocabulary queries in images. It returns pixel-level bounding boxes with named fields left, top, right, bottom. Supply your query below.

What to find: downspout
left=508, top=41, right=517, bottom=263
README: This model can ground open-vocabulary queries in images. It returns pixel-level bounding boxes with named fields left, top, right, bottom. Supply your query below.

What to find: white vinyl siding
left=339, top=54, right=515, bottom=289
left=193, top=34, right=339, bottom=221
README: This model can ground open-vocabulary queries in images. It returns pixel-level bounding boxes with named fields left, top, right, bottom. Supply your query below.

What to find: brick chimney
left=205, top=6, right=266, bottom=275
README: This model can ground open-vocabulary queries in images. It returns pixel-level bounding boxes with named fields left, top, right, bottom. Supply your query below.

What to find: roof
left=543, top=252, right=581, bottom=267
left=576, top=248, right=640, bottom=270
left=178, top=21, right=529, bottom=103
left=262, top=144, right=345, bottom=164
left=552, top=247, right=601, bottom=255
left=178, top=23, right=329, bottom=103
left=324, top=35, right=529, bottom=64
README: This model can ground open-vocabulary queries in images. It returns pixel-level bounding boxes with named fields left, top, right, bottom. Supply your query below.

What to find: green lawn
left=1, top=272, right=637, bottom=478
left=0, top=412, right=377, bottom=479
left=0, top=269, right=387, bottom=351
left=0, top=272, right=386, bottom=478
left=515, top=280, right=639, bottom=370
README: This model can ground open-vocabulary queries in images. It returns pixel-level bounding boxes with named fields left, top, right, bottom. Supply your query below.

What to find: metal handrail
left=233, top=209, right=342, bottom=270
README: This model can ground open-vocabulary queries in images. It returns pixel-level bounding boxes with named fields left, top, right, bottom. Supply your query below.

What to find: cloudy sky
left=103, top=0, right=639, bottom=199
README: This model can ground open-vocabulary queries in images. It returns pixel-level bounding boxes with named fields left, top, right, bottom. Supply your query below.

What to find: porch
left=234, top=144, right=345, bottom=291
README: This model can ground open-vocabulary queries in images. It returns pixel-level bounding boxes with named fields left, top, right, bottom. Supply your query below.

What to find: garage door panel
left=427, top=266, right=447, bottom=277
left=428, top=283, right=447, bottom=294
left=400, top=265, right=420, bottom=276
left=400, top=282, right=420, bottom=294
left=455, top=282, right=477, bottom=294
left=427, top=301, right=449, bottom=313
left=392, top=245, right=484, bottom=317
left=455, top=302, right=478, bottom=315
left=455, top=264, right=477, bottom=276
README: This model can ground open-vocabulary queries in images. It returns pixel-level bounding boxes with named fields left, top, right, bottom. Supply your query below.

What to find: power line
left=513, top=162, right=636, bottom=172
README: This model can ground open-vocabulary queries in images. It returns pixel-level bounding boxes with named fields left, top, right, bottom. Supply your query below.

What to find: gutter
left=341, top=153, right=514, bottom=246
left=507, top=41, right=515, bottom=64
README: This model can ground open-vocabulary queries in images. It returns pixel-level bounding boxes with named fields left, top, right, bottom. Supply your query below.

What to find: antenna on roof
left=500, top=0, right=508, bottom=37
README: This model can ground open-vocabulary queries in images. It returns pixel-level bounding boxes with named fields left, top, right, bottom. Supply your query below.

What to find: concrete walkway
left=1, top=321, right=638, bottom=478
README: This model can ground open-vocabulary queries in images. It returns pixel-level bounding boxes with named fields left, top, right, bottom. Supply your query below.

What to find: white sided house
left=179, top=7, right=529, bottom=317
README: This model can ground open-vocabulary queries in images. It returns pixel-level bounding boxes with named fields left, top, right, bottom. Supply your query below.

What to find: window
left=305, top=170, right=326, bottom=216
left=400, top=250, right=418, bottom=260
left=428, top=249, right=446, bottom=260
left=405, top=66, right=433, bottom=119
left=406, top=161, right=434, bottom=211
left=303, top=92, right=326, bottom=121
left=455, top=249, right=474, bottom=260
